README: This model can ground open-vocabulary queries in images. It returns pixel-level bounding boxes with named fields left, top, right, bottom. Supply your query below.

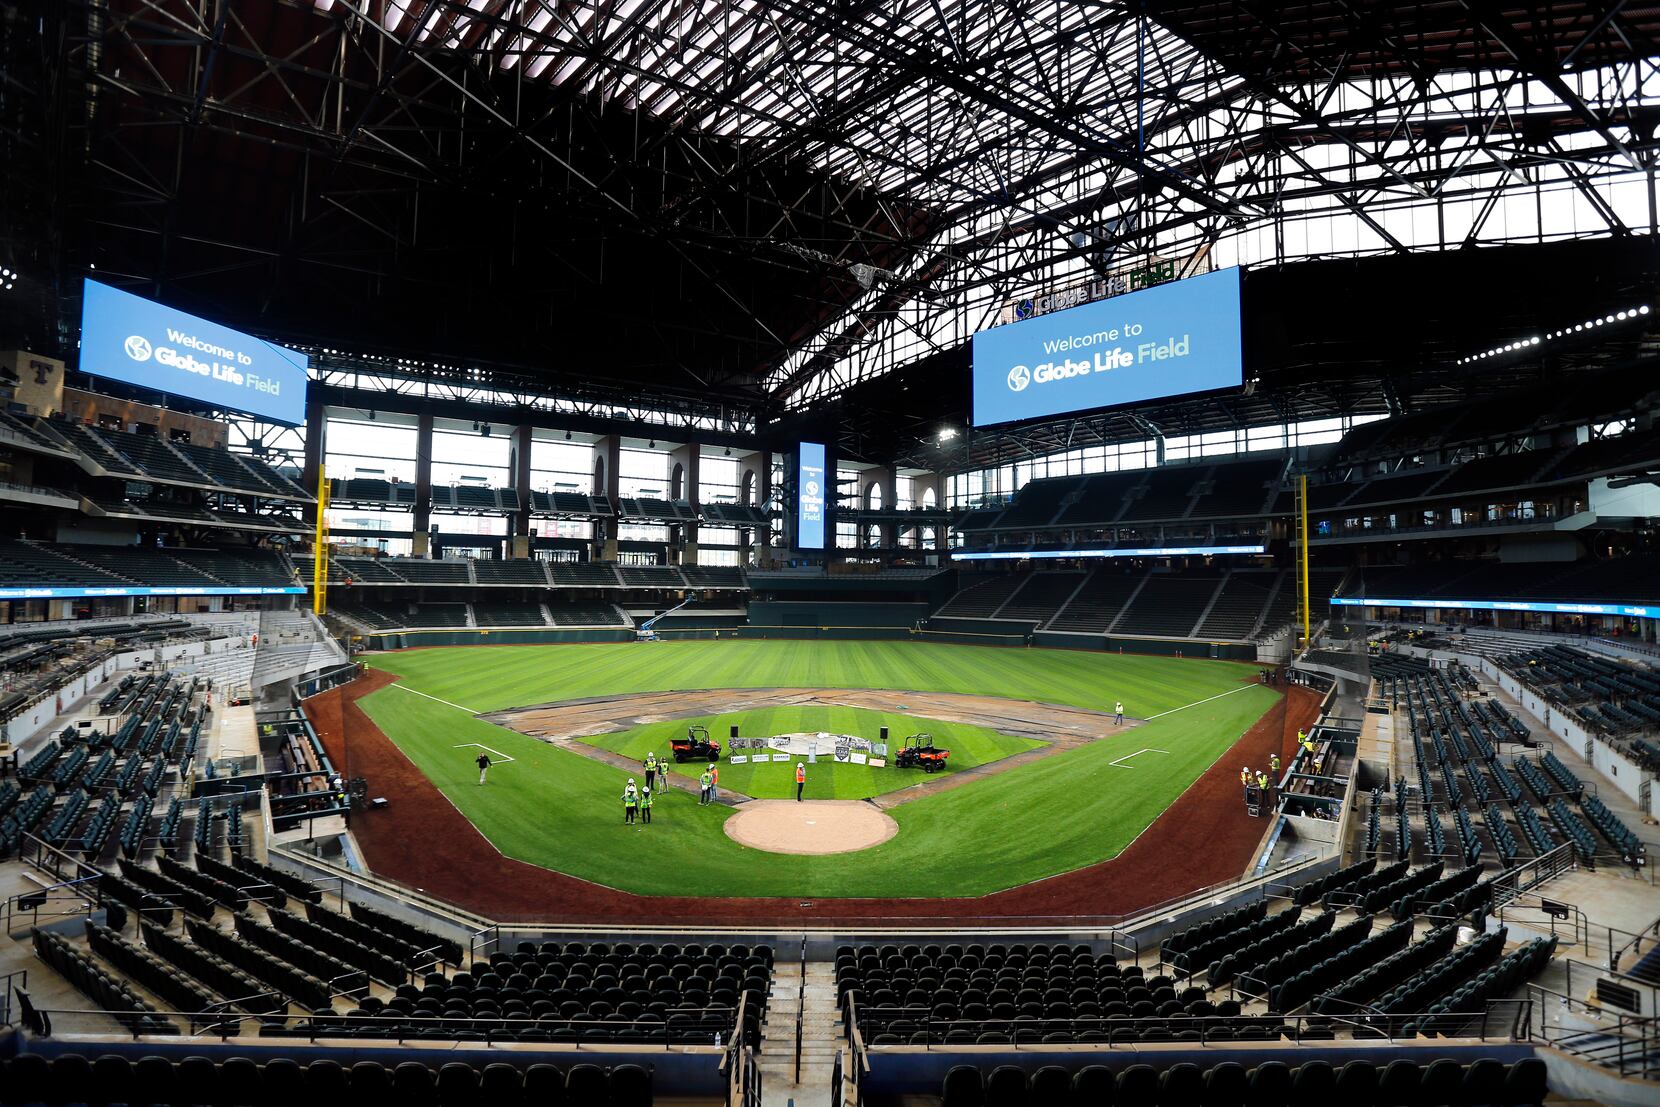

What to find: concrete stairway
left=758, top=959, right=841, bottom=1107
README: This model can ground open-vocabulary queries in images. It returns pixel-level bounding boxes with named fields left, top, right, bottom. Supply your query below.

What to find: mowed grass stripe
left=358, top=641, right=1276, bottom=898
left=370, top=640, right=1252, bottom=717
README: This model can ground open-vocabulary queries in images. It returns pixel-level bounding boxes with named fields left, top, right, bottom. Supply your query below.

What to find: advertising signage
left=971, top=267, right=1244, bottom=427
left=952, top=545, right=1265, bottom=561
left=1331, top=596, right=1654, bottom=618
left=796, top=442, right=827, bottom=550
left=0, top=585, right=307, bottom=601
left=80, top=279, right=309, bottom=425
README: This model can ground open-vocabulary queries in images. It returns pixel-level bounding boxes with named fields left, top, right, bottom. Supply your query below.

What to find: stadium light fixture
left=1456, top=304, right=1649, bottom=364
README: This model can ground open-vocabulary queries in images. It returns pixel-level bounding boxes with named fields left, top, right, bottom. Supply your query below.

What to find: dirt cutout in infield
left=725, top=800, right=899, bottom=855
left=307, top=666, right=1319, bottom=925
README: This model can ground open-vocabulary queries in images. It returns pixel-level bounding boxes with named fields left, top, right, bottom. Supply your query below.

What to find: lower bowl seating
left=0, top=1053, right=653, bottom=1107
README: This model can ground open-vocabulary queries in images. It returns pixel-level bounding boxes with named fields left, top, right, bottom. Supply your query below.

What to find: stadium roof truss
left=26, top=0, right=1660, bottom=421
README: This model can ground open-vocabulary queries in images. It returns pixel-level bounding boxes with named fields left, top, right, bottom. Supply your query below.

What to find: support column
left=669, top=442, right=701, bottom=566
left=412, top=413, right=434, bottom=558
left=300, top=401, right=327, bottom=535
left=735, top=451, right=771, bottom=566
left=592, top=435, right=622, bottom=561
left=864, top=466, right=898, bottom=551
left=509, top=424, right=533, bottom=558
left=909, top=472, right=945, bottom=552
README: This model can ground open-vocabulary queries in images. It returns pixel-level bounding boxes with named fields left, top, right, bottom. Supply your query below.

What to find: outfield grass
left=359, top=640, right=1276, bottom=898
left=580, top=706, right=1040, bottom=800
left=369, top=639, right=1249, bottom=717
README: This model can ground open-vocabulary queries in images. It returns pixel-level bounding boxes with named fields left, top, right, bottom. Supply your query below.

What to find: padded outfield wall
left=357, top=621, right=1259, bottom=658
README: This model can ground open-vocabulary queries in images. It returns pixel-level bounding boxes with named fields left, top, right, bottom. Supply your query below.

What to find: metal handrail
left=794, top=937, right=806, bottom=1083
left=1526, top=982, right=1659, bottom=1078
left=1, top=877, right=101, bottom=935
left=851, top=998, right=1531, bottom=1047
left=27, top=1002, right=744, bottom=1045
left=1607, top=918, right=1660, bottom=975
left=0, top=968, right=28, bottom=1027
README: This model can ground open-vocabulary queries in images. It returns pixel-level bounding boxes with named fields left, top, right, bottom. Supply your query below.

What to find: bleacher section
left=26, top=831, right=773, bottom=1050
left=472, top=601, right=549, bottom=627
left=0, top=542, right=294, bottom=592
left=964, top=455, right=1292, bottom=539
left=996, top=572, right=1085, bottom=624
left=617, top=565, right=687, bottom=587
left=933, top=1057, right=1546, bottom=1106
left=548, top=605, right=630, bottom=627
left=1046, top=570, right=1146, bottom=634
left=1501, top=645, right=1660, bottom=742
left=387, top=560, right=471, bottom=585
left=934, top=574, right=1028, bottom=619
left=549, top=562, right=623, bottom=587
left=472, top=559, right=551, bottom=586
left=1195, top=572, right=1278, bottom=639
left=334, top=601, right=629, bottom=631
left=1113, top=574, right=1223, bottom=637
left=0, top=1051, right=661, bottom=1104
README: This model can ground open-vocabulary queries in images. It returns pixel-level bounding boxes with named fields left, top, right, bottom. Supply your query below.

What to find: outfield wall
left=1036, top=630, right=1260, bottom=661
left=748, top=600, right=928, bottom=627
left=358, top=623, right=1260, bottom=658
left=362, top=627, right=633, bottom=649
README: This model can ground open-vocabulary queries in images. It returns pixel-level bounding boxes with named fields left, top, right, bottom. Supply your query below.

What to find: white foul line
left=1108, top=748, right=1168, bottom=768
left=1145, top=683, right=1257, bottom=720
left=389, top=682, right=478, bottom=715
left=453, top=743, right=516, bottom=763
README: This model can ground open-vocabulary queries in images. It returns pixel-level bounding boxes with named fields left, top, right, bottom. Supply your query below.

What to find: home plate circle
left=724, top=800, right=898, bottom=855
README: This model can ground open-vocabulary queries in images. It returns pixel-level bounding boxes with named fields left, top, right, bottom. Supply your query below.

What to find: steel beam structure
left=10, top=0, right=1660, bottom=458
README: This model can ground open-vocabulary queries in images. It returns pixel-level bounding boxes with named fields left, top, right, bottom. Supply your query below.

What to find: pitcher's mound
left=724, top=800, right=898, bottom=855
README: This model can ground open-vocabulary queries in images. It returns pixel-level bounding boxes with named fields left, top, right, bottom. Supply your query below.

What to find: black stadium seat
left=933, top=1058, right=1548, bottom=1107
left=943, top=1064, right=984, bottom=1107
left=0, top=1053, right=658, bottom=1107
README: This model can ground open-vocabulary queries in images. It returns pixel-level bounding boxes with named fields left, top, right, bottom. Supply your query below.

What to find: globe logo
left=124, top=335, right=153, bottom=362
left=1007, top=364, right=1031, bottom=392
left=804, top=480, right=820, bottom=499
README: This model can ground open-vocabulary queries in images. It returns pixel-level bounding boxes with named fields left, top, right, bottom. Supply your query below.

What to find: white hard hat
left=628, top=777, right=636, bottom=784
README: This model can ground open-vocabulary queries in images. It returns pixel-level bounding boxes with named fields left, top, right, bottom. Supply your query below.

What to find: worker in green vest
left=640, top=785, right=653, bottom=824
left=644, top=752, right=659, bottom=793
left=698, top=767, right=714, bottom=806
left=622, top=778, right=640, bottom=824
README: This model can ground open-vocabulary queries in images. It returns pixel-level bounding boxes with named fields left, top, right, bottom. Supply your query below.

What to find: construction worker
left=1270, top=753, right=1281, bottom=779
left=644, top=752, right=659, bottom=793
left=698, top=767, right=713, bottom=806
left=1114, top=701, right=1124, bottom=726
left=709, top=764, right=720, bottom=805
left=1240, top=765, right=1252, bottom=801
left=1256, top=769, right=1270, bottom=799
left=622, top=778, right=640, bottom=824
left=640, top=786, right=653, bottom=824
left=796, top=761, right=807, bottom=802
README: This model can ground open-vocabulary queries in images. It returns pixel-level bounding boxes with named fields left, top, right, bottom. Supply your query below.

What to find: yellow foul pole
left=313, top=463, right=330, bottom=616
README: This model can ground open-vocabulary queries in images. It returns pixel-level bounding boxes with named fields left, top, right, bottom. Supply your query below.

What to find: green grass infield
left=580, top=705, right=1041, bottom=800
